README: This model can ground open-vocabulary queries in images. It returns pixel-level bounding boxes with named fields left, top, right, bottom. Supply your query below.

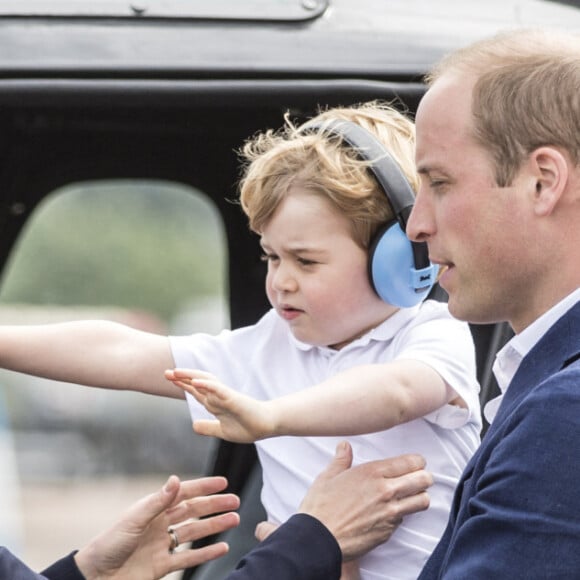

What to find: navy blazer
left=226, top=302, right=580, bottom=580
left=226, top=513, right=341, bottom=579
left=0, top=548, right=83, bottom=580
left=419, top=301, right=580, bottom=579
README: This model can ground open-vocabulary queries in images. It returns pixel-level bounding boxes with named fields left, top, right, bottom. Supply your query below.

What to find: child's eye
left=260, top=253, right=278, bottom=263
left=429, top=178, right=449, bottom=192
left=298, top=258, right=316, bottom=266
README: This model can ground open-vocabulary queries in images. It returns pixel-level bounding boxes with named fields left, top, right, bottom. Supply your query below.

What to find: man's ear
left=530, top=146, right=568, bottom=216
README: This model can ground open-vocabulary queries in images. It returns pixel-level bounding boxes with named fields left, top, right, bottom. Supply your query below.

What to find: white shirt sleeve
left=395, top=301, right=481, bottom=430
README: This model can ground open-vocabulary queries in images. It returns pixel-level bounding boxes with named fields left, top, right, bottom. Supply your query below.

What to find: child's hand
left=164, top=368, right=275, bottom=443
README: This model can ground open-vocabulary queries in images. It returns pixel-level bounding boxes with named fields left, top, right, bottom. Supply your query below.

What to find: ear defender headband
left=303, top=119, right=437, bottom=308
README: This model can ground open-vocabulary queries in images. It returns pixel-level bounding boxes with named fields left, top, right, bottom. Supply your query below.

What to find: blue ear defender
left=369, top=220, right=438, bottom=307
left=302, top=119, right=438, bottom=308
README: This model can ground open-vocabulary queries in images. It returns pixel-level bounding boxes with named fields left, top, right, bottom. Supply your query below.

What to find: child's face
left=260, top=187, right=397, bottom=349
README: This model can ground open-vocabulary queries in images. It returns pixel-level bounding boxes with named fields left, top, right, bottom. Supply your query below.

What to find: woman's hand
left=75, top=475, right=240, bottom=579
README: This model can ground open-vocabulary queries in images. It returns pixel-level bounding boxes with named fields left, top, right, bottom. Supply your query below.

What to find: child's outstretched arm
left=166, top=361, right=463, bottom=441
left=0, top=321, right=179, bottom=398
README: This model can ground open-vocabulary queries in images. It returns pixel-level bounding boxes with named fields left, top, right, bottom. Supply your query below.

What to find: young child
left=164, top=103, right=482, bottom=579
left=0, top=102, right=480, bottom=580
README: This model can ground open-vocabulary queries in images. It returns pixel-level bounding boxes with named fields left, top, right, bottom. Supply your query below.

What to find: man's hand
left=298, top=441, right=432, bottom=561
left=165, top=368, right=274, bottom=442
left=75, top=475, right=240, bottom=579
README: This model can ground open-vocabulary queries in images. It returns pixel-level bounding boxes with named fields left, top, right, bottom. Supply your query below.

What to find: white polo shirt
left=171, top=299, right=481, bottom=580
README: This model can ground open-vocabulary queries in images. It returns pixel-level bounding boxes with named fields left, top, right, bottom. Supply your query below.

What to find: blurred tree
left=0, top=180, right=227, bottom=323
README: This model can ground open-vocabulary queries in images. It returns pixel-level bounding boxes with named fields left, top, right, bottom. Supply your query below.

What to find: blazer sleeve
left=41, top=551, right=85, bottom=580
left=0, top=547, right=83, bottom=580
left=438, top=365, right=580, bottom=578
left=225, top=513, right=342, bottom=580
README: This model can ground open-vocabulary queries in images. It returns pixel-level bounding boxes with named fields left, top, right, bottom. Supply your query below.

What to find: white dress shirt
left=485, top=287, right=580, bottom=424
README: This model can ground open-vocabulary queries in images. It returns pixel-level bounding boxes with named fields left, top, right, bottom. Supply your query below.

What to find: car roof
left=1, top=0, right=580, bottom=81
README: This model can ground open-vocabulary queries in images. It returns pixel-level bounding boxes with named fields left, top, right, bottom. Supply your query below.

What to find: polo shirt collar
left=291, top=304, right=421, bottom=353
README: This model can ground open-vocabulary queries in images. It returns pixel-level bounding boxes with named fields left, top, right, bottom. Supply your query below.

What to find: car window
left=0, top=179, right=228, bottom=569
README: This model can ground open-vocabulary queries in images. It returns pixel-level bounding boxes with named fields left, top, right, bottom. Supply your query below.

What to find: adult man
left=2, top=474, right=240, bottom=580
left=222, top=27, right=580, bottom=578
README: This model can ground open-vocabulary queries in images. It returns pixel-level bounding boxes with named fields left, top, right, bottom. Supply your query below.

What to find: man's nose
left=407, top=188, right=433, bottom=243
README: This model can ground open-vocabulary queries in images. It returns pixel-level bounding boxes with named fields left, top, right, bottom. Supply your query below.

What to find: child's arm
left=0, top=321, right=180, bottom=398
left=165, top=361, right=463, bottom=441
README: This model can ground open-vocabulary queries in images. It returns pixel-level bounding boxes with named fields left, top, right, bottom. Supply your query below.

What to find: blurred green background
left=0, top=180, right=227, bottom=324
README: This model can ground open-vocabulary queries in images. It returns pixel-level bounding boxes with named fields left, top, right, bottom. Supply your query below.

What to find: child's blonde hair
left=239, top=101, right=417, bottom=249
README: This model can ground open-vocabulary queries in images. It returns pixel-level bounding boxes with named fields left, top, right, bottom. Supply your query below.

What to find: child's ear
left=530, top=146, right=568, bottom=216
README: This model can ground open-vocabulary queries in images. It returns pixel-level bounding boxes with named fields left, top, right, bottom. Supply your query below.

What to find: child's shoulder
left=411, top=299, right=471, bottom=334
left=416, top=298, right=452, bottom=321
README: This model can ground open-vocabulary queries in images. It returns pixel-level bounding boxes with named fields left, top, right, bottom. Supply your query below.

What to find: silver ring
left=168, top=527, right=179, bottom=554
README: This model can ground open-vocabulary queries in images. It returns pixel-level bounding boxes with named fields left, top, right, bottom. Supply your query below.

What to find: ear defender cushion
left=369, top=221, right=434, bottom=308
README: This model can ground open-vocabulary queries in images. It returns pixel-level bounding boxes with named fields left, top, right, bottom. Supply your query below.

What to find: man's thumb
left=322, top=441, right=353, bottom=479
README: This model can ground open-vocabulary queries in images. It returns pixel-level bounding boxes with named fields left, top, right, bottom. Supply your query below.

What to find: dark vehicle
left=1, top=1, right=580, bottom=577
